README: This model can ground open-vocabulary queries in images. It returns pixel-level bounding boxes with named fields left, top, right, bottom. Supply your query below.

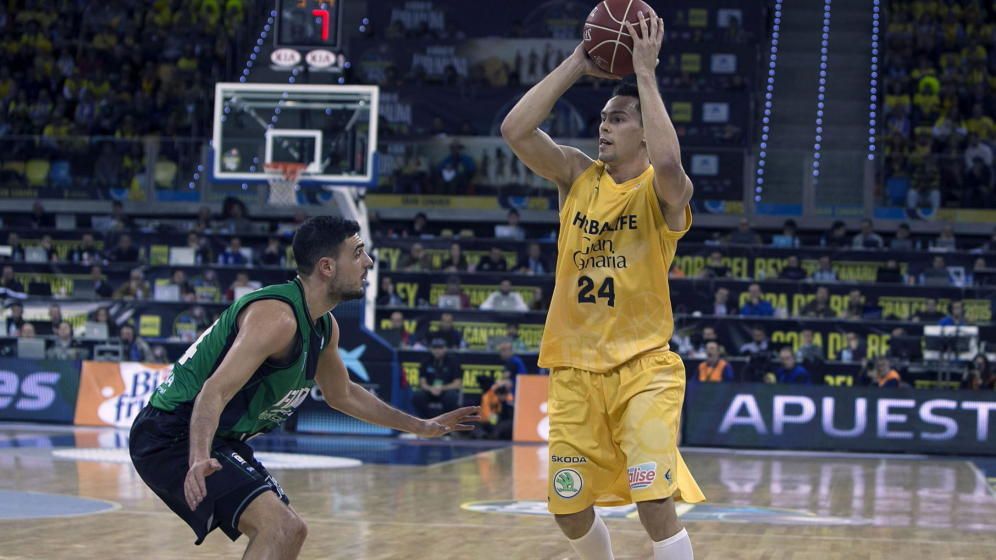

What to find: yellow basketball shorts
left=547, top=351, right=706, bottom=514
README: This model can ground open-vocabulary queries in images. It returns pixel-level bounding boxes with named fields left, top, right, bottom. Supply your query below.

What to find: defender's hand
left=416, top=406, right=482, bottom=438
left=184, top=458, right=222, bottom=511
left=570, top=44, right=622, bottom=80
left=624, top=11, right=664, bottom=77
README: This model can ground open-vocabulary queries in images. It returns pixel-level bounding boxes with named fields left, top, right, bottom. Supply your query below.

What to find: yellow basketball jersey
left=538, top=161, right=691, bottom=372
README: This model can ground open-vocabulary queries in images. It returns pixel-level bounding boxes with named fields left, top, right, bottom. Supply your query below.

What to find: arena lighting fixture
left=754, top=0, right=783, bottom=202
left=867, top=0, right=880, bottom=160
left=812, top=0, right=832, bottom=181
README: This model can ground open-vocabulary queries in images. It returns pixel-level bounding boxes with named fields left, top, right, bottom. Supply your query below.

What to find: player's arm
left=185, top=300, right=298, bottom=510
left=501, top=44, right=618, bottom=206
left=626, top=13, right=695, bottom=231
left=316, top=317, right=480, bottom=436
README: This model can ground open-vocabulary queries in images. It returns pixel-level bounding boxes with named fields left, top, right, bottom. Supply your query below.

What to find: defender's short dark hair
left=612, top=82, right=642, bottom=117
left=292, top=216, right=361, bottom=275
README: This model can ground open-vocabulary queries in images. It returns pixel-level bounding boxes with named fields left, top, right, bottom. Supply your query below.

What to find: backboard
left=212, top=83, right=379, bottom=185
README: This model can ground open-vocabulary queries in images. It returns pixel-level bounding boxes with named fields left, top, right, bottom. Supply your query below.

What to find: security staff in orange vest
left=697, top=341, right=734, bottom=382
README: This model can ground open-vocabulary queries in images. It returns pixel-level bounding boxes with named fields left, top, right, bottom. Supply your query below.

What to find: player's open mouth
left=599, top=139, right=612, bottom=147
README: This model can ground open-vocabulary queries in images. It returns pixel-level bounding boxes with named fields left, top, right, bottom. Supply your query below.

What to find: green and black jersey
left=150, top=277, right=333, bottom=440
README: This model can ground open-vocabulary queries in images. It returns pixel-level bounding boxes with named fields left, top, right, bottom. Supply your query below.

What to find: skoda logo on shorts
left=553, top=468, right=583, bottom=499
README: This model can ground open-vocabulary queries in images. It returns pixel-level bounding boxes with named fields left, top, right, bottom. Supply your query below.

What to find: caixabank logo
left=75, top=361, right=173, bottom=428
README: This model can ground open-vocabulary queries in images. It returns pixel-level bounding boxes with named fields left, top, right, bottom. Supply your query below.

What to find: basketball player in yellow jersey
left=501, top=13, right=703, bottom=560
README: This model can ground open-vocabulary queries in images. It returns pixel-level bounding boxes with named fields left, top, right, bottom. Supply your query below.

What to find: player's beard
left=331, top=277, right=365, bottom=302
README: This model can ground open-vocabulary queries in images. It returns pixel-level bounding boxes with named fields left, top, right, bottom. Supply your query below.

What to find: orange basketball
left=582, top=0, right=656, bottom=76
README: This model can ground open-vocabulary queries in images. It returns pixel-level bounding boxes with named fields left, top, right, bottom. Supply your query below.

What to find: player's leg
left=237, top=492, right=308, bottom=560
left=635, top=498, right=692, bottom=559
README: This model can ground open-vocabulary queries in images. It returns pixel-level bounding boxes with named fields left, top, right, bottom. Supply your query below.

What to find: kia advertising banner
left=0, top=358, right=81, bottom=423
left=74, top=361, right=173, bottom=428
left=683, top=383, right=996, bottom=456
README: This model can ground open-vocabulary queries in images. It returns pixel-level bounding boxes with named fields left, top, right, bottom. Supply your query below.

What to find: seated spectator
left=106, top=234, right=140, bottom=263
left=969, top=257, right=990, bottom=286
left=38, top=235, right=58, bottom=262
left=488, top=323, right=528, bottom=352
left=218, top=237, right=248, bottom=265
left=400, top=243, right=432, bottom=271
left=4, top=233, right=24, bottom=261
left=822, top=221, right=850, bottom=248
left=480, top=280, right=529, bottom=312
left=377, top=276, right=404, bottom=306
left=495, top=209, right=525, bottom=240
left=963, top=158, right=993, bottom=208
left=106, top=201, right=133, bottom=231
left=1, top=265, right=23, bottom=293
left=220, top=197, right=252, bottom=234
left=876, top=259, right=904, bottom=283
left=739, top=283, right=774, bottom=316
left=191, top=206, right=213, bottom=234
left=114, top=269, right=151, bottom=300
left=739, top=326, right=770, bottom=355
left=90, top=307, right=116, bottom=339
left=476, top=247, right=508, bottom=272
left=498, top=341, right=527, bottom=378
left=698, top=251, right=729, bottom=278
left=801, top=286, right=835, bottom=318
left=775, top=347, right=812, bottom=384
left=435, top=141, right=476, bottom=194
left=795, top=329, right=824, bottom=364
left=192, top=270, right=222, bottom=302
left=439, top=276, right=470, bottom=310
left=404, top=212, right=432, bottom=238
left=710, top=287, right=734, bottom=316
left=890, top=223, right=915, bottom=251
left=515, top=242, right=549, bottom=275
left=727, top=218, right=762, bottom=245
left=225, top=272, right=259, bottom=301
left=839, top=332, right=866, bottom=363
left=173, top=305, right=211, bottom=342
left=771, top=219, right=800, bottom=248
left=186, top=233, right=214, bottom=264
left=423, top=312, right=465, bottom=349
left=412, top=339, right=462, bottom=418
left=939, top=300, right=968, bottom=326
left=810, top=255, right=838, bottom=283
left=840, top=289, right=865, bottom=320
left=971, top=227, right=996, bottom=253
left=44, top=303, right=63, bottom=335
left=778, top=255, right=807, bottom=281
left=440, top=243, right=469, bottom=272
left=698, top=341, right=734, bottom=382
left=479, top=366, right=516, bottom=440
left=5, top=301, right=25, bottom=336
left=931, top=224, right=958, bottom=252
left=257, top=237, right=283, bottom=267
left=18, top=323, right=36, bottom=338
left=119, top=324, right=154, bottom=362
left=914, top=298, right=946, bottom=322
left=920, top=255, right=953, bottom=286
left=46, top=321, right=87, bottom=360
left=852, top=219, right=884, bottom=249
left=29, top=201, right=53, bottom=229
left=69, top=233, right=101, bottom=265
left=866, top=356, right=902, bottom=388
left=380, top=311, right=411, bottom=348
left=961, top=354, right=993, bottom=391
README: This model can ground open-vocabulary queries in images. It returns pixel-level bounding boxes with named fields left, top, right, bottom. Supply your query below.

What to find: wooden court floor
left=1, top=424, right=995, bottom=559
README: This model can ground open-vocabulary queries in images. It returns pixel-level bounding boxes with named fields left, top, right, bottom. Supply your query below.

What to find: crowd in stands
left=882, top=0, right=996, bottom=209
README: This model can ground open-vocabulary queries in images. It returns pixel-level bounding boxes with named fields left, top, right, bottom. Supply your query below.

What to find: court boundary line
left=965, top=460, right=996, bottom=499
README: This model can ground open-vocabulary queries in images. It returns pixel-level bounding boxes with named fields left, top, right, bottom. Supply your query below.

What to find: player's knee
left=276, top=514, right=308, bottom=546
left=554, top=508, right=594, bottom=540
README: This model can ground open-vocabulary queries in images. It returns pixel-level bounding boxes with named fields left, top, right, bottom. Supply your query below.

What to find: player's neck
left=603, top=157, right=650, bottom=184
left=298, top=274, right=338, bottom=323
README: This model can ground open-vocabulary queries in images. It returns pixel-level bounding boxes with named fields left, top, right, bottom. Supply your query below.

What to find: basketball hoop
left=263, top=162, right=306, bottom=206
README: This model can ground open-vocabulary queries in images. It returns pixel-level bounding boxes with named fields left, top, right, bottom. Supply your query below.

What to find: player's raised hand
left=570, top=44, right=622, bottom=81
left=417, top=406, right=483, bottom=438
left=184, top=458, right=222, bottom=511
left=625, top=11, right=664, bottom=77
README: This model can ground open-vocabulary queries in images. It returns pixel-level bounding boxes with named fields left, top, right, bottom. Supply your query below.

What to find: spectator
left=5, top=301, right=25, bottom=336
left=440, top=275, right=471, bottom=310
left=18, top=322, right=36, bottom=338
left=498, top=341, right=527, bottom=378
left=692, top=326, right=727, bottom=358
left=739, top=326, right=770, bottom=356
left=775, top=347, right=812, bottom=384
left=841, top=289, right=866, bottom=320
left=173, top=305, right=211, bottom=342
left=38, top=235, right=58, bottom=262
left=778, top=255, right=807, bottom=281
left=890, top=223, right=915, bottom=251
left=495, top=209, right=525, bottom=240
left=727, top=218, right=762, bottom=245
left=739, top=283, right=774, bottom=316
left=771, top=219, right=800, bottom=248
left=480, top=280, right=529, bottom=312
left=920, top=255, right=953, bottom=286
left=191, top=206, right=213, bottom=233
left=224, top=272, right=258, bottom=301
left=515, top=242, right=549, bottom=275
left=405, top=212, right=431, bottom=238
left=795, top=329, right=824, bottom=364
left=488, top=323, right=528, bottom=352
left=435, top=141, right=477, bottom=194
left=45, top=303, right=63, bottom=335
left=931, top=224, right=958, bottom=251
left=184, top=233, right=213, bottom=265
left=119, top=324, right=154, bottom=362
left=839, top=332, right=867, bottom=363
left=192, top=269, right=222, bottom=302
left=476, top=247, right=508, bottom=272
left=412, top=339, right=462, bottom=418
left=698, top=251, right=729, bottom=278
left=425, top=312, right=465, bottom=349
left=961, top=354, right=993, bottom=390
left=876, top=259, right=905, bottom=283
left=972, top=227, right=996, bottom=253
left=258, top=237, right=283, bottom=267
left=113, top=269, right=151, bottom=300
left=91, top=307, right=116, bottom=339
left=479, top=365, right=516, bottom=440
left=169, top=269, right=195, bottom=300
left=440, top=242, right=469, bottom=272
left=969, top=257, right=989, bottom=286
left=69, top=233, right=101, bottom=265
left=46, top=321, right=87, bottom=360
left=852, top=219, right=884, bottom=249
left=810, top=255, right=838, bottom=282
left=377, top=277, right=404, bottom=306
left=822, top=221, right=850, bottom=248
left=939, top=300, right=968, bottom=326
left=697, top=341, right=734, bottom=382
left=218, top=237, right=248, bottom=265
left=106, top=201, right=133, bottom=231
left=4, top=233, right=24, bottom=261
left=29, top=201, right=53, bottom=229
left=381, top=311, right=411, bottom=348
left=400, top=243, right=432, bottom=271
left=220, top=197, right=251, bottom=234
left=964, top=134, right=993, bottom=169
left=710, top=287, right=734, bottom=316
left=106, top=234, right=140, bottom=263
left=0, top=265, right=23, bottom=293
left=801, top=286, right=835, bottom=318
left=914, top=298, right=946, bottom=322
left=867, top=356, right=902, bottom=388
left=963, top=157, right=993, bottom=207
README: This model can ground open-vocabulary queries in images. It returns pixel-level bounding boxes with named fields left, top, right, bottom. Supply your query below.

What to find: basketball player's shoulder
left=562, top=146, right=598, bottom=186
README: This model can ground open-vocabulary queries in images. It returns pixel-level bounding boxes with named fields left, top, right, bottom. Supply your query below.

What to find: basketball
left=583, top=0, right=657, bottom=76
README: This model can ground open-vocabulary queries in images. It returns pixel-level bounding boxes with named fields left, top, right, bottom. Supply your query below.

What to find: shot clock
left=275, top=0, right=342, bottom=50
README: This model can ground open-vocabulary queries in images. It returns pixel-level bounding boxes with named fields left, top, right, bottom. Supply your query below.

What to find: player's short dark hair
left=293, top=216, right=361, bottom=275
left=611, top=82, right=642, bottom=119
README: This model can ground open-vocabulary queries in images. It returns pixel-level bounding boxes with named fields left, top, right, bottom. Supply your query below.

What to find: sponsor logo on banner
left=0, top=371, right=57, bottom=412
left=551, top=455, right=587, bottom=464
left=553, top=468, right=582, bottom=499
left=305, top=49, right=337, bottom=69
left=0, top=359, right=81, bottom=423
left=628, top=462, right=657, bottom=490
left=271, top=48, right=302, bottom=67
left=75, top=361, right=173, bottom=428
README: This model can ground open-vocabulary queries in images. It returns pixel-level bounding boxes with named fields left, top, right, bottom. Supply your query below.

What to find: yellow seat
left=25, top=159, right=50, bottom=186
left=153, top=160, right=178, bottom=189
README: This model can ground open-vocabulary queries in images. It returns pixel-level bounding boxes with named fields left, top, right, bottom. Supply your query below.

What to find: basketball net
left=263, top=162, right=306, bottom=206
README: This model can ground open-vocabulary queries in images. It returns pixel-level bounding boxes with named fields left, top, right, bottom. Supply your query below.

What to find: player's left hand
left=625, top=11, right=664, bottom=77
left=417, top=406, right=482, bottom=438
